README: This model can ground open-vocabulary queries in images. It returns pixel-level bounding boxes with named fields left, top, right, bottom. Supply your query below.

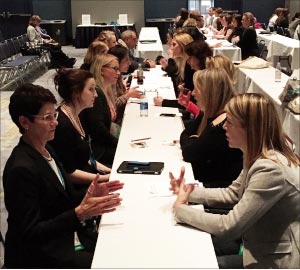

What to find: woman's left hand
left=173, top=178, right=195, bottom=209
left=87, top=174, right=124, bottom=197
left=97, top=162, right=111, bottom=173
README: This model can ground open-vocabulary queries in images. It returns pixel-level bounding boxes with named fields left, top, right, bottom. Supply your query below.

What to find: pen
left=131, top=137, right=151, bottom=142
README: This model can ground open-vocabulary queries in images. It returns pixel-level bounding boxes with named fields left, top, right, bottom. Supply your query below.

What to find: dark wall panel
left=32, top=0, right=72, bottom=43
left=144, top=0, right=187, bottom=19
left=242, top=0, right=285, bottom=24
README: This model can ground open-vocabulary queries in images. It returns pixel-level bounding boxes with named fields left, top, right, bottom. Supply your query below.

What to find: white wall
left=71, top=0, right=144, bottom=37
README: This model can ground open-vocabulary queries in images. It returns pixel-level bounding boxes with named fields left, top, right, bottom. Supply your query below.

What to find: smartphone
left=182, top=88, right=190, bottom=95
left=160, top=113, right=176, bottom=117
left=127, top=74, right=133, bottom=86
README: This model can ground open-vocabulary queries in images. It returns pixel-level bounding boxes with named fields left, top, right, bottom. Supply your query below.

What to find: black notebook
left=117, top=161, right=164, bottom=175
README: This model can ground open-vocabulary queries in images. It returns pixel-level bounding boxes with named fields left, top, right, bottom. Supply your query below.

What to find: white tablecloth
left=257, top=30, right=300, bottom=70
left=92, top=66, right=218, bottom=268
left=206, top=39, right=242, bottom=62
left=237, top=65, right=300, bottom=155
left=136, top=27, right=163, bottom=60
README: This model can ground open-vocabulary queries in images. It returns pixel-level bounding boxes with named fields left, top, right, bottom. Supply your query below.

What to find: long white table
left=136, top=27, right=164, bottom=60
left=256, top=30, right=300, bottom=70
left=205, top=38, right=242, bottom=62
left=92, top=67, right=218, bottom=268
left=237, top=65, right=300, bottom=155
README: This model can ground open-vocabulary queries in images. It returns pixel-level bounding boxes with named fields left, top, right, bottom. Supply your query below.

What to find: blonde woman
left=79, top=54, right=120, bottom=165
left=179, top=68, right=243, bottom=188
left=97, top=30, right=117, bottom=48
left=171, top=93, right=300, bottom=268
left=179, top=54, right=234, bottom=118
left=154, top=32, right=194, bottom=107
left=80, top=40, right=108, bottom=71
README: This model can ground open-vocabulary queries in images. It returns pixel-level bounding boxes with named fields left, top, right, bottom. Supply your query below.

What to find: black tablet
left=117, top=161, right=164, bottom=175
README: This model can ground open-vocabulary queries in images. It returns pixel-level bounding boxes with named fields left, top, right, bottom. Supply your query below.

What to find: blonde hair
left=97, top=30, right=116, bottom=48
left=172, top=32, right=193, bottom=82
left=193, top=68, right=235, bottom=135
left=90, top=54, right=118, bottom=105
left=206, top=55, right=237, bottom=89
left=83, top=40, right=108, bottom=65
left=225, top=93, right=300, bottom=169
left=183, top=18, right=197, bottom=27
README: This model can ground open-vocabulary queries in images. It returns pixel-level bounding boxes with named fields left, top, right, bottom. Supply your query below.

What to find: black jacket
left=3, top=138, right=95, bottom=268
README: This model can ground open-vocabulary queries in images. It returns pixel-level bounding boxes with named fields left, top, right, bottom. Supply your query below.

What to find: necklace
left=61, top=104, right=86, bottom=138
left=42, top=148, right=52, bottom=161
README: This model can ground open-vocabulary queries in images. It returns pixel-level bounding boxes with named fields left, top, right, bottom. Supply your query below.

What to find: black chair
left=257, top=40, right=267, bottom=59
left=261, top=23, right=267, bottom=30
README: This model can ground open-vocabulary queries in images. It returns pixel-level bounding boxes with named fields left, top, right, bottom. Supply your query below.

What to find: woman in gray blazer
left=170, top=93, right=300, bottom=268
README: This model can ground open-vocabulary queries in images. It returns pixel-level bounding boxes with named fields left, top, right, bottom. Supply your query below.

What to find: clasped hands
left=75, top=174, right=124, bottom=222
left=169, top=166, right=195, bottom=209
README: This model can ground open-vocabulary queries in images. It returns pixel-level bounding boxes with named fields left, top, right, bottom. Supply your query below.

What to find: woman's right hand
left=75, top=174, right=124, bottom=221
left=169, top=166, right=185, bottom=194
left=75, top=193, right=122, bottom=221
left=126, top=86, right=143, bottom=99
left=159, top=57, right=168, bottom=69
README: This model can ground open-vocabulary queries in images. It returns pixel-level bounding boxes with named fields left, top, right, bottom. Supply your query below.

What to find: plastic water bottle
left=275, top=62, right=281, bottom=82
left=137, top=63, right=144, bottom=85
left=140, top=92, right=148, bottom=117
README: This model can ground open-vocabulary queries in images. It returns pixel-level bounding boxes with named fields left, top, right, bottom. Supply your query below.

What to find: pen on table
left=131, top=137, right=151, bottom=142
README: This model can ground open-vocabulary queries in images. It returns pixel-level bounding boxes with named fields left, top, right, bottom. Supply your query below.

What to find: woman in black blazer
left=3, top=83, right=123, bottom=268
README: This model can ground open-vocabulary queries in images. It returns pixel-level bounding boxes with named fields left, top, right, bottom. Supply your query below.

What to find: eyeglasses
left=30, top=111, right=59, bottom=122
left=103, top=66, right=120, bottom=72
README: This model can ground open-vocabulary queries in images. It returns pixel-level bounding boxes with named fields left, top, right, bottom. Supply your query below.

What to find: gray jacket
left=175, top=151, right=300, bottom=268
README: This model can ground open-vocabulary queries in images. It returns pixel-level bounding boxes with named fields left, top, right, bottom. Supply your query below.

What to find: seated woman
left=27, top=15, right=53, bottom=44
left=80, top=54, right=120, bottom=166
left=180, top=68, right=243, bottom=188
left=171, top=93, right=300, bottom=269
left=50, top=68, right=111, bottom=189
left=27, top=15, right=76, bottom=68
left=3, top=83, right=123, bottom=268
left=153, top=32, right=194, bottom=108
left=228, top=14, right=244, bottom=43
left=212, top=14, right=234, bottom=40
left=177, top=39, right=213, bottom=116
left=232, top=12, right=258, bottom=60
left=97, top=30, right=117, bottom=49
left=80, top=40, right=109, bottom=71
left=108, top=44, right=142, bottom=125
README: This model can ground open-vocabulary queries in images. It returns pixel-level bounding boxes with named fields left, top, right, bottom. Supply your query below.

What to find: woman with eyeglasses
left=79, top=54, right=120, bottom=166
left=170, top=93, right=300, bottom=268
left=108, top=44, right=142, bottom=125
left=50, top=68, right=112, bottom=190
left=3, top=83, right=123, bottom=268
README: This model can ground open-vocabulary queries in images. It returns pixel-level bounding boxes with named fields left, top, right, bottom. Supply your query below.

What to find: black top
left=237, top=27, right=259, bottom=60
left=162, top=60, right=195, bottom=108
left=50, top=107, right=94, bottom=174
left=79, top=87, right=117, bottom=165
left=228, top=26, right=245, bottom=43
left=80, top=63, right=91, bottom=71
left=180, top=113, right=243, bottom=188
left=3, top=138, right=95, bottom=268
